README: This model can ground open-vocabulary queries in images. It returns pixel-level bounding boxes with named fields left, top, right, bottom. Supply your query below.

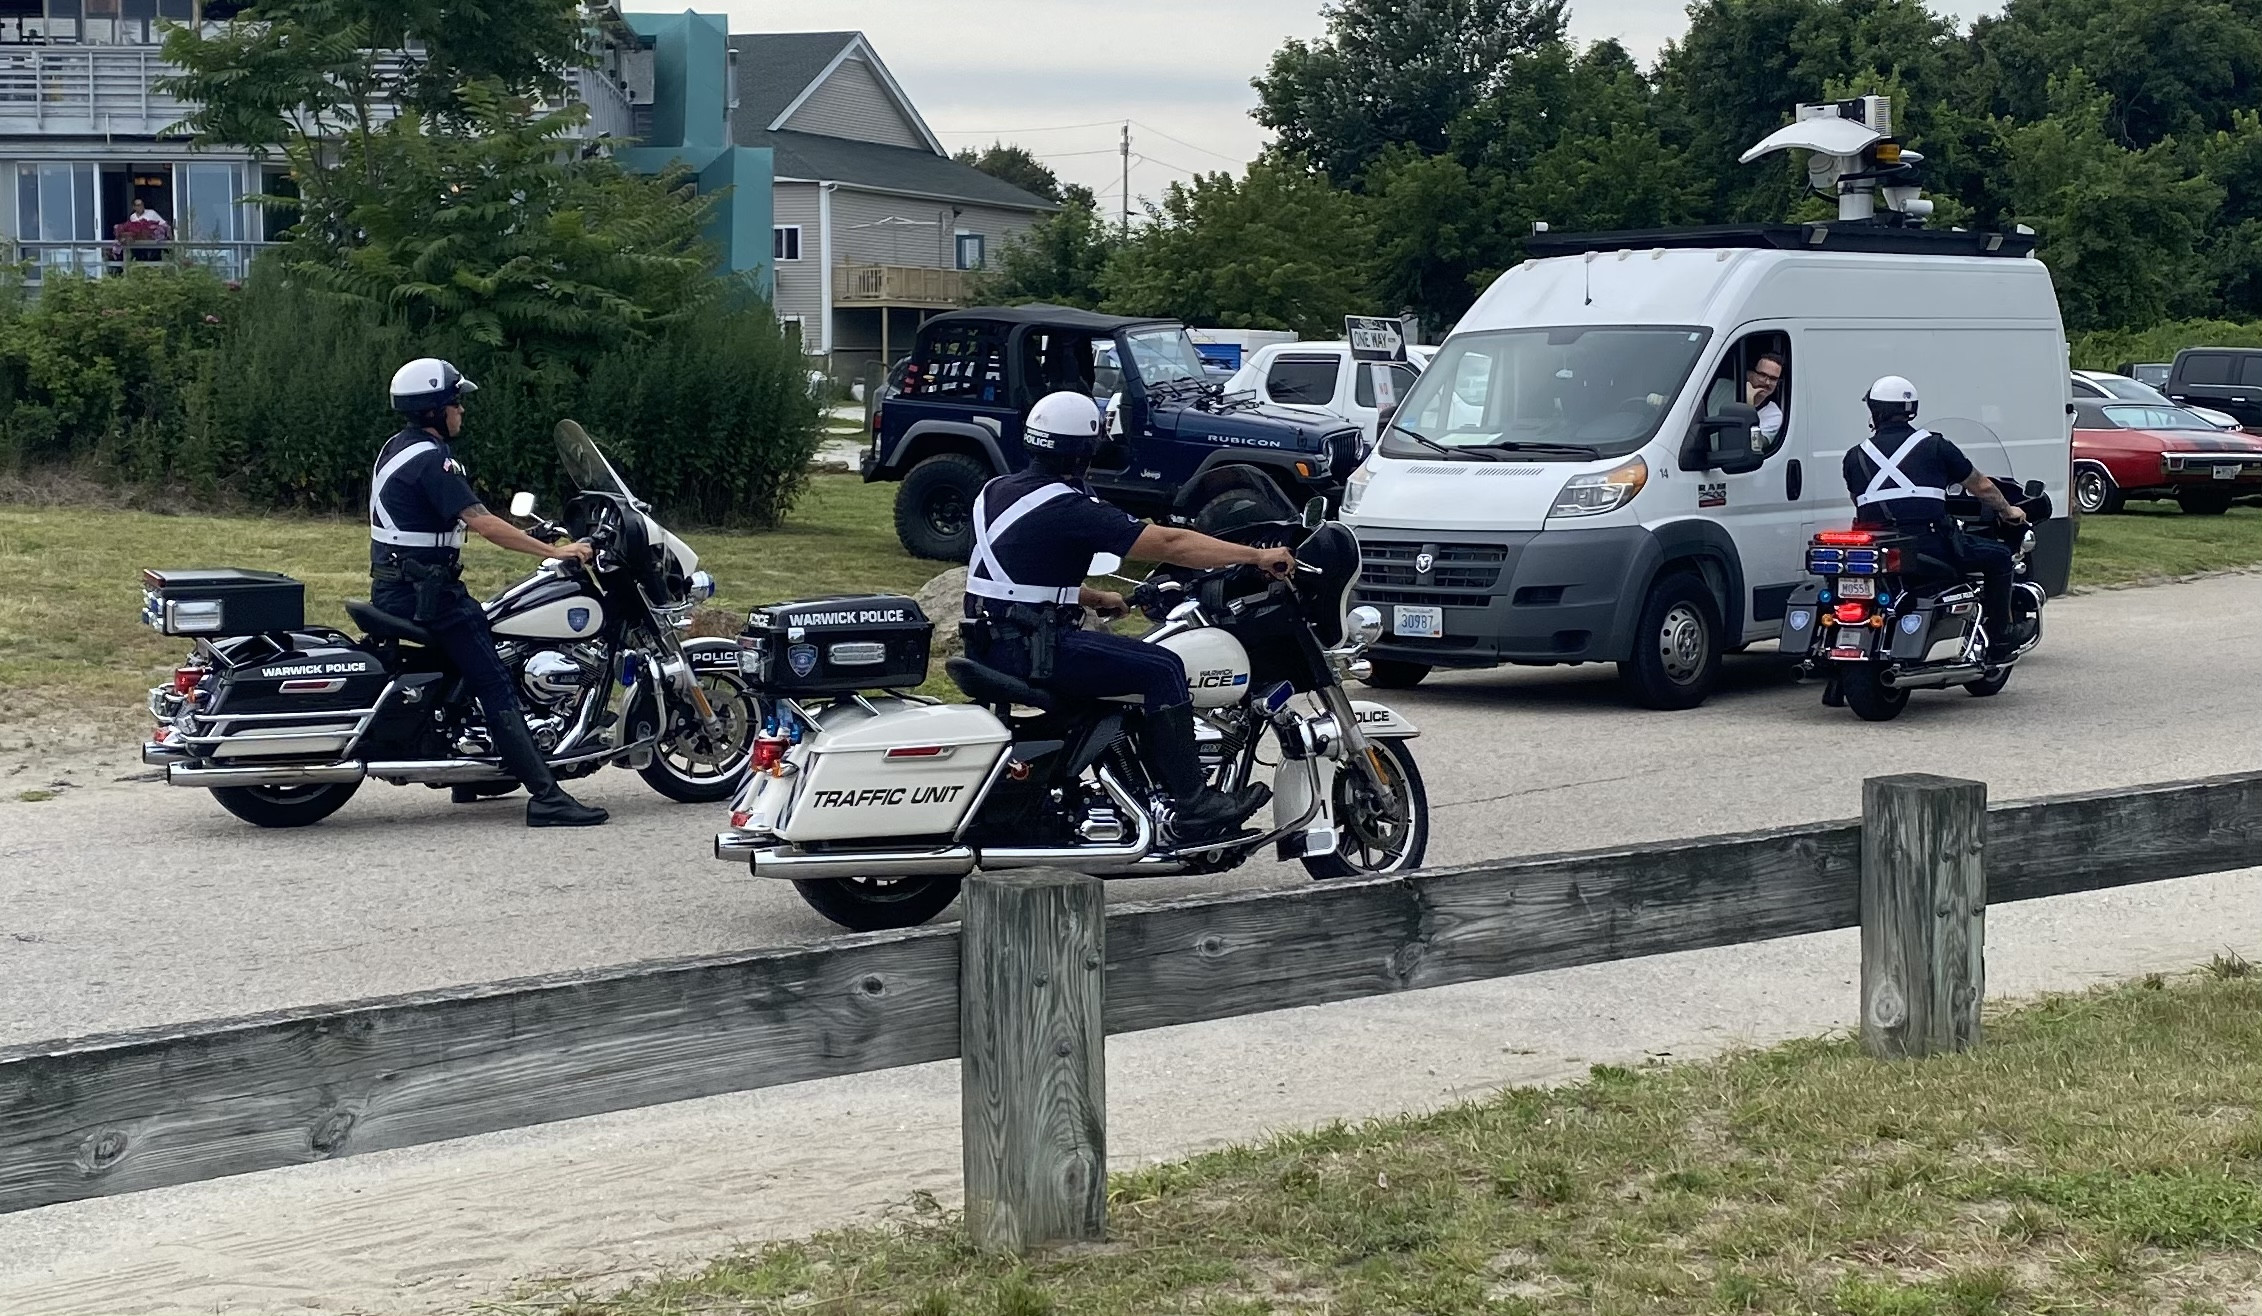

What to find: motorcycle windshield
left=1924, top=417, right=2050, bottom=516
left=554, top=420, right=638, bottom=501
left=1178, top=466, right=1298, bottom=537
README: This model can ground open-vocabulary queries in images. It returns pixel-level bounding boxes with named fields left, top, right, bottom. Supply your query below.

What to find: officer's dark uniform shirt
left=1842, top=420, right=1974, bottom=530
left=369, top=428, right=479, bottom=570
left=964, top=468, right=1145, bottom=617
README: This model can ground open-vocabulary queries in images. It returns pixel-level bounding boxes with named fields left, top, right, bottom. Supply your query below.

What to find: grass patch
left=516, top=975, right=2262, bottom=1315
left=0, top=477, right=933, bottom=734
left=2069, top=503, right=2262, bottom=587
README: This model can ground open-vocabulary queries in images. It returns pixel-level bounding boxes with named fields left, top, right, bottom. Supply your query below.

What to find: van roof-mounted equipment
left=1740, top=95, right=1933, bottom=225
left=1522, top=223, right=2038, bottom=260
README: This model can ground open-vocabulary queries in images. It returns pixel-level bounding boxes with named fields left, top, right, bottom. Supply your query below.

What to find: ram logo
left=1414, top=552, right=1435, bottom=575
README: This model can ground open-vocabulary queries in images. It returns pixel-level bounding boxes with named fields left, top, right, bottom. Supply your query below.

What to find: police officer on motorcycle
left=1842, top=375, right=2029, bottom=662
left=368, top=358, right=609, bottom=827
left=964, top=390, right=1296, bottom=842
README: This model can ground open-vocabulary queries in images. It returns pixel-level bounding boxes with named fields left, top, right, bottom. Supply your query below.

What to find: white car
left=2071, top=369, right=2241, bottom=430
left=1225, top=341, right=1426, bottom=448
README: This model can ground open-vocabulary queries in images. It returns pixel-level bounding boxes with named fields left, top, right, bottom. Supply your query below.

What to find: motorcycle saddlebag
left=738, top=594, right=932, bottom=695
left=1777, top=582, right=1823, bottom=654
left=142, top=568, right=305, bottom=637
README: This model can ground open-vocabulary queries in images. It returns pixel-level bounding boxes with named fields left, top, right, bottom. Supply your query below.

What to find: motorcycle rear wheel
left=1841, top=665, right=1911, bottom=722
left=1302, top=739, right=1430, bottom=879
left=1965, top=668, right=2012, bottom=697
left=209, top=782, right=361, bottom=828
left=793, top=875, right=964, bottom=932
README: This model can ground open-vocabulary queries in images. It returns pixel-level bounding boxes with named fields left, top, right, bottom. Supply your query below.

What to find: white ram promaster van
left=1341, top=223, right=2073, bottom=707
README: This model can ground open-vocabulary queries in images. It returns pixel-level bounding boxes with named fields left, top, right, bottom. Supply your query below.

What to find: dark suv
left=2165, top=347, right=2262, bottom=431
left=862, top=305, right=1364, bottom=560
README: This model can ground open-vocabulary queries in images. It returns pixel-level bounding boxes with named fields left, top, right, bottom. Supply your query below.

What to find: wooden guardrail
left=3, top=770, right=2257, bottom=1245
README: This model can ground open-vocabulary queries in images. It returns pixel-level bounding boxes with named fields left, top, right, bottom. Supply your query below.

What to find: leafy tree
left=1099, top=161, right=1377, bottom=336
left=976, top=188, right=1118, bottom=308
left=1255, top=0, right=1569, bottom=186
left=1969, top=0, right=2262, bottom=149
left=953, top=142, right=1065, bottom=203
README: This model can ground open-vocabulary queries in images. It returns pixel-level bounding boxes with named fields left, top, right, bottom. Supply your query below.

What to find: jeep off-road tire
left=1359, top=658, right=1432, bottom=690
left=2178, top=487, right=2235, bottom=516
left=895, top=454, right=990, bottom=561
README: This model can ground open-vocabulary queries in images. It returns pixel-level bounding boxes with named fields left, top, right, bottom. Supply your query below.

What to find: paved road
left=0, top=574, right=2255, bottom=1314
left=2, top=572, right=2254, bottom=1048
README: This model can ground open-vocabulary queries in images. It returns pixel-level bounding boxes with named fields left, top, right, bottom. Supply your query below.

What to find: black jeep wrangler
left=862, top=305, right=1364, bottom=560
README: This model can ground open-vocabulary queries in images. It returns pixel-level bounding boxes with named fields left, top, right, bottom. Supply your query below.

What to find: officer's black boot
left=1148, top=704, right=1268, bottom=843
left=486, top=706, right=608, bottom=828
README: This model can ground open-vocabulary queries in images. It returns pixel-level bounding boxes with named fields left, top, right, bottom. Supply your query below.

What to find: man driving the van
left=1842, top=375, right=2028, bottom=663
left=1747, top=353, right=1786, bottom=451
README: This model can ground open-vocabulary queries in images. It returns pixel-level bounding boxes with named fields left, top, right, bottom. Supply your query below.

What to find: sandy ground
left=0, top=573, right=2255, bottom=1314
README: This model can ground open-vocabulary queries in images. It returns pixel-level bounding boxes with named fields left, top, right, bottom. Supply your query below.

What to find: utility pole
left=1120, top=122, right=1130, bottom=237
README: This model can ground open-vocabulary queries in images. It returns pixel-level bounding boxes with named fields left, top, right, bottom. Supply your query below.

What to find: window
left=1698, top=333, right=1790, bottom=456
left=17, top=163, right=98, bottom=242
left=773, top=225, right=801, bottom=262
left=2180, top=353, right=2237, bottom=386
left=2241, top=356, right=2262, bottom=387
left=1354, top=362, right=1421, bottom=408
left=1387, top=326, right=1713, bottom=461
left=2069, top=375, right=2107, bottom=398
left=778, top=315, right=805, bottom=350
left=955, top=231, right=985, bottom=271
left=179, top=163, right=242, bottom=242
left=911, top=323, right=1007, bottom=402
left=2103, top=404, right=2215, bottom=431
left=1266, top=356, right=1340, bottom=406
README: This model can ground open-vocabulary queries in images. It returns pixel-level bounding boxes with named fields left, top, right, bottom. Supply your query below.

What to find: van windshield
left=1381, top=326, right=1712, bottom=461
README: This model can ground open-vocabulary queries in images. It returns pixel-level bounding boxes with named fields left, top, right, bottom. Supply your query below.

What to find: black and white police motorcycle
left=1779, top=424, right=2051, bottom=722
left=143, top=422, right=759, bottom=827
left=716, top=470, right=1430, bottom=931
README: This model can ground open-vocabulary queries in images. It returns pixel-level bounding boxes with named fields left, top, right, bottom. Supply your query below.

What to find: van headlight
left=1342, top=458, right=1375, bottom=516
left=1548, top=456, right=1648, bottom=519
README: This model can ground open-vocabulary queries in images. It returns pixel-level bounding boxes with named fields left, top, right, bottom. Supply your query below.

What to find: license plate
left=2213, top=464, right=2239, bottom=480
left=1840, top=577, right=1875, bottom=598
left=1392, top=605, right=1443, bottom=639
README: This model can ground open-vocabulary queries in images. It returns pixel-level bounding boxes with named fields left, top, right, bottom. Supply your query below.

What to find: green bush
left=0, top=265, right=230, bottom=475
left=2067, top=318, right=2262, bottom=373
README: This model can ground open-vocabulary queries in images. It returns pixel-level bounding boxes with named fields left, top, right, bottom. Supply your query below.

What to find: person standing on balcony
left=128, top=198, right=170, bottom=239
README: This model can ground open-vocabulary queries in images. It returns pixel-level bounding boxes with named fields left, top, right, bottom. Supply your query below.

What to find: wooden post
left=959, top=870, right=1107, bottom=1253
left=1861, top=774, right=1986, bottom=1059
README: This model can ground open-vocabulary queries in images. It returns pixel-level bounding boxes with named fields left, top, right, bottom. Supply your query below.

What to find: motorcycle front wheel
left=639, top=666, right=761, bottom=804
left=793, top=875, right=964, bottom=932
left=1302, top=739, right=1430, bottom=880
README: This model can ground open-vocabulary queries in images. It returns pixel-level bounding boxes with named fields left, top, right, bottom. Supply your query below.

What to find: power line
left=932, top=120, right=1125, bottom=136
left=1129, top=120, right=1246, bottom=168
left=1132, top=152, right=1212, bottom=178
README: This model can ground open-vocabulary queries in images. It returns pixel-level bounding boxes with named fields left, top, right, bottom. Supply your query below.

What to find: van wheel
left=895, top=454, right=990, bottom=561
left=1618, top=571, right=1722, bottom=710
left=2177, top=488, right=2235, bottom=516
left=2073, top=463, right=2122, bottom=515
left=1360, top=658, right=1431, bottom=690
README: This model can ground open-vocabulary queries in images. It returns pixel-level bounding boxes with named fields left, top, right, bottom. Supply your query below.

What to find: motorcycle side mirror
left=2023, top=479, right=2045, bottom=499
left=508, top=491, right=537, bottom=519
left=1302, top=496, right=1328, bottom=530
left=1089, top=552, right=1123, bottom=577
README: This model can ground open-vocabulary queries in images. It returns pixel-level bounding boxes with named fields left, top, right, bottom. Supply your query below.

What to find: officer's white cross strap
left=966, top=482, right=1085, bottom=605
left=1854, top=429, right=1948, bottom=507
left=369, top=440, right=468, bottom=548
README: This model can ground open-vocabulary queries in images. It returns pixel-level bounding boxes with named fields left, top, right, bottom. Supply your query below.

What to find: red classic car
left=2071, top=400, right=2262, bottom=515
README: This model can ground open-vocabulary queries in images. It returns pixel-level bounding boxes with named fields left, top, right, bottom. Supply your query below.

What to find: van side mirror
left=1683, top=402, right=1766, bottom=475
left=1302, top=496, right=1328, bottom=530
left=508, top=491, right=537, bottom=519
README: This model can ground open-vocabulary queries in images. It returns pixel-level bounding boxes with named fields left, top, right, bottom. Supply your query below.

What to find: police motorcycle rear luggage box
left=738, top=595, right=931, bottom=694
left=141, top=568, right=305, bottom=637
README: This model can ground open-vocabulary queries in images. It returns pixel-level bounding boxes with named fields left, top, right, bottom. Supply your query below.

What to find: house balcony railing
left=0, top=45, right=632, bottom=140
left=833, top=263, right=972, bottom=308
left=9, top=237, right=273, bottom=284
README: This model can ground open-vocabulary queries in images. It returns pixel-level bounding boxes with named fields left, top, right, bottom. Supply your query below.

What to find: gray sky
left=690, top=0, right=2004, bottom=208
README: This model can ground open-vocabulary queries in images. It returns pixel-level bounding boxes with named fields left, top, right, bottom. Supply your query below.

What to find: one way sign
left=1345, top=316, right=1408, bottom=363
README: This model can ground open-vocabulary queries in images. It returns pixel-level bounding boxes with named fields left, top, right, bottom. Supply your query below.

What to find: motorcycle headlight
left=1342, top=457, right=1375, bottom=516
left=689, top=569, right=717, bottom=602
left=1548, top=456, right=1648, bottom=519
left=1346, top=604, right=1383, bottom=648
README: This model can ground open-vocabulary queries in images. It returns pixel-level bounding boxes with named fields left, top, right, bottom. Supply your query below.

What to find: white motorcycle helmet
left=1864, top=374, right=1919, bottom=423
left=1024, top=389, right=1105, bottom=471
left=389, top=357, right=478, bottom=414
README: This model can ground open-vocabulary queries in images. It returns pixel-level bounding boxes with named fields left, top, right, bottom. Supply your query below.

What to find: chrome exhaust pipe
left=168, top=761, right=367, bottom=787
left=1881, top=663, right=1986, bottom=690
left=143, top=741, right=193, bottom=766
left=726, top=840, right=979, bottom=880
